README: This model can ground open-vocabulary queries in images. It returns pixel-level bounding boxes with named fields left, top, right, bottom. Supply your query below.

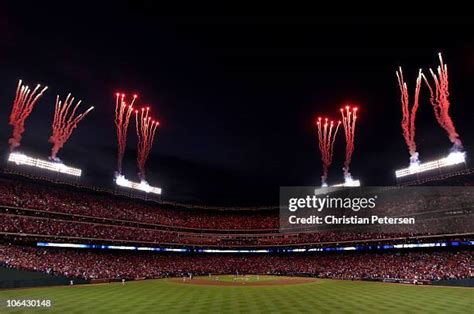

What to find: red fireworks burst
left=114, top=93, right=137, bottom=175
left=422, top=53, right=462, bottom=150
left=49, top=93, right=94, bottom=161
left=396, top=67, right=423, bottom=164
left=8, top=80, right=48, bottom=151
left=340, top=106, right=358, bottom=179
left=316, top=117, right=341, bottom=186
left=135, top=106, right=159, bottom=181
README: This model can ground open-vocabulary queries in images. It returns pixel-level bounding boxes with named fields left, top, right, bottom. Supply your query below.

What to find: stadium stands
left=0, top=177, right=278, bottom=230
left=2, top=212, right=432, bottom=246
left=0, top=175, right=472, bottom=286
left=0, top=176, right=472, bottom=247
left=1, top=245, right=471, bottom=281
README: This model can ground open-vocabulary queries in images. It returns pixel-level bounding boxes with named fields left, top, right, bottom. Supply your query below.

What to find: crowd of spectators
left=1, top=213, right=419, bottom=246
left=1, top=176, right=471, bottom=246
left=1, top=245, right=471, bottom=281
left=0, top=178, right=278, bottom=230
left=1, top=176, right=472, bottom=284
left=1, top=178, right=471, bottom=235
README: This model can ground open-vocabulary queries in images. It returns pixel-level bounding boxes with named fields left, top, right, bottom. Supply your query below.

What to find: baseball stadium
left=0, top=10, right=473, bottom=314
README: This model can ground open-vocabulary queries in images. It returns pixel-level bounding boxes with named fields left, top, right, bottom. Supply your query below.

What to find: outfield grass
left=0, top=276, right=472, bottom=313
left=200, top=274, right=281, bottom=282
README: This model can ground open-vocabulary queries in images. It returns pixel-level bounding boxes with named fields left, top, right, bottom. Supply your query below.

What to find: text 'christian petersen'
left=288, top=215, right=416, bottom=225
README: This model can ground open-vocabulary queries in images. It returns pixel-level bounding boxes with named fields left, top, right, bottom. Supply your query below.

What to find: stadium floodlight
left=8, top=152, right=82, bottom=176
left=331, top=178, right=361, bottom=187
left=395, top=151, right=466, bottom=178
left=314, top=178, right=361, bottom=194
left=115, top=175, right=162, bottom=195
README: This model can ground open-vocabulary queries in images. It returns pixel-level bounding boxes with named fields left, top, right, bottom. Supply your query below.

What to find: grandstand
left=0, top=172, right=472, bottom=288
left=2, top=245, right=471, bottom=282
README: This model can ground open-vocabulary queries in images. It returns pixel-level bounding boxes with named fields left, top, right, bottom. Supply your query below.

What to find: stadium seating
left=0, top=176, right=472, bottom=284
left=1, top=245, right=471, bottom=281
left=0, top=177, right=471, bottom=246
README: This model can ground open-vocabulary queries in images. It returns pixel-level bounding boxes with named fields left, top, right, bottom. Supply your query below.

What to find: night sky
left=1, top=10, right=473, bottom=204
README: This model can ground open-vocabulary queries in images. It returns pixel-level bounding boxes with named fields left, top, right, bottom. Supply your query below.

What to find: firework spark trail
left=8, top=80, right=48, bottom=151
left=135, top=107, right=159, bottom=181
left=49, top=94, right=94, bottom=160
left=422, top=53, right=462, bottom=150
left=340, top=106, right=358, bottom=180
left=396, top=67, right=423, bottom=165
left=316, top=117, right=341, bottom=186
left=114, top=93, right=137, bottom=175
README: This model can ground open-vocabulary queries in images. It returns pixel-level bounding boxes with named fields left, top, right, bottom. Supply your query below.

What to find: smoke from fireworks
left=135, top=107, right=159, bottom=182
left=396, top=67, right=423, bottom=165
left=340, top=106, right=358, bottom=180
left=49, top=94, right=94, bottom=161
left=422, top=53, right=463, bottom=151
left=8, top=80, right=48, bottom=151
left=114, top=93, right=137, bottom=175
left=316, top=117, right=341, bottom=187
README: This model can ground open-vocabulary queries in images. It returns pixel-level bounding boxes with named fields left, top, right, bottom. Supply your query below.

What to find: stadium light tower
left=115, top=175, right=162, bottom=195
left=331, top=178, right=361, bottom=187
left=8, top=152, right=82, bottom=177
left=395, top=151, right=466, bottom=178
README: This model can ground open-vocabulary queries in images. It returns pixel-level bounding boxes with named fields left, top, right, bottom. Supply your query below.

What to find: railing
left=1, top=231, right=472, bottom=249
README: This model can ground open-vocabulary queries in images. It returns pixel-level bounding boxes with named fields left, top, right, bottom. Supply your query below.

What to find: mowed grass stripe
left=0, top=277, right=472, bottom=313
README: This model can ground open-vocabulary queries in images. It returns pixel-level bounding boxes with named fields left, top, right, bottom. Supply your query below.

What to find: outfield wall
left=432, top=278, right=474, bottom=287
left=0, top=266, right=88, bottom=289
